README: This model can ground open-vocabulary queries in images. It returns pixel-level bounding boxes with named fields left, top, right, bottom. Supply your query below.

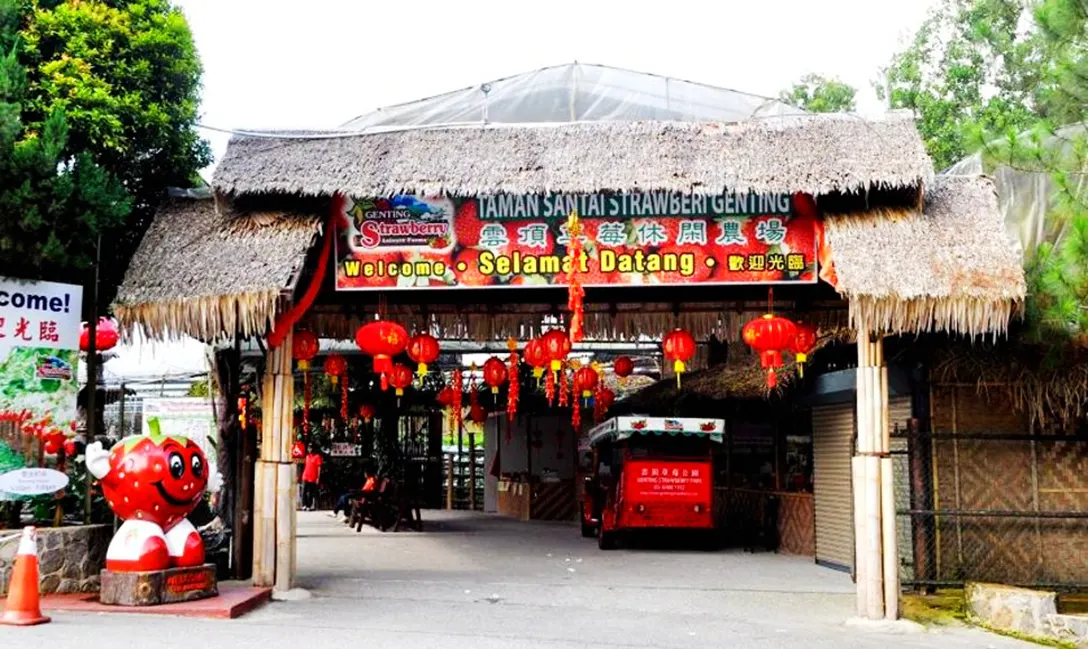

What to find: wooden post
left=468, top=432, right=477, bottom=511
left=445, top=454, right=454, bottom=510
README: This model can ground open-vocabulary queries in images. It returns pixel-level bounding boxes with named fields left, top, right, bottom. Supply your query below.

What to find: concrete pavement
left=3, top=510, right=1034, bottom=648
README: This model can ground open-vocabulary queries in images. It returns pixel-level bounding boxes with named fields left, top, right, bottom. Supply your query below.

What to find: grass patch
left=975, top=623, right=1080, bottom=649
left=900, top=589, right=967, bottom=626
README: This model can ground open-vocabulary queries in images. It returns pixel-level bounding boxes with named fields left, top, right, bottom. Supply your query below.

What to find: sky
left=110, top=0, right=941, bottom=377
left=176, top=0, right=940, bottom=171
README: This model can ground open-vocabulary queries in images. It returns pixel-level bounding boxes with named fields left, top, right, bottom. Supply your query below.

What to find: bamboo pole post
left=881, top=456, right=900, bottom=619
left=275, top=462, right=297, bottom=592
left=852, top=457, right=869, bottom=618
left=446, top=454, right=454, bottom=510
left=252, top=460, right=277, bottom=587
left=254, top=332, right=294, bottom=589
left=468, top=432, right=477, bottom=511
left=864, top=455, right=883, bottom=620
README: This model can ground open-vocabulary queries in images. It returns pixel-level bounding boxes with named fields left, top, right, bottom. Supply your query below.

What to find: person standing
left=301, top=445, right=323, bottom=511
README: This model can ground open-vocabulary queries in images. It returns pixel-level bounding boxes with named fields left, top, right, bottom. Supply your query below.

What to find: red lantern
left=482, top=356, right=508, bottom=394
left=324, top=354, right=348, bottom=386
left=292, top=330, right=319, bottom=370
left=291, top=441, right=306, bottom=459
left=790, top=322, right=819, bottom=378
left=436, top=386, right=455, bottom=407
left=359, top=403, right=376, bottom=423
left=524, top=338, right=548, bottom=381
left=541, top=329, right=571, bottom=374
left=613, top=356, right=634, bottom=384
left=597, top=387, right=615, bottom=411
left=407, top=333, right=440, bottom=377
left=355, top=320, right=409, bottom=378
left=79, top=317, right=119, bottom=353
left=662, top=329, right=696, bottom=388
left=741, top=314, right=798, bottom=388
left=573, top=366, right=599, bottom=399
left=389, top=363, right=414, bottom=397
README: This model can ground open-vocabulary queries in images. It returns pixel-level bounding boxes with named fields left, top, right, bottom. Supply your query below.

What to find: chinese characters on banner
left=0, top=277, right=83, bottom=475
left=334, top=192, right=818, bottom=290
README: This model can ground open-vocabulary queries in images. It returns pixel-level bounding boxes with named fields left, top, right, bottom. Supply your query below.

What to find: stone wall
left=0, top=524, right=110, bottom=594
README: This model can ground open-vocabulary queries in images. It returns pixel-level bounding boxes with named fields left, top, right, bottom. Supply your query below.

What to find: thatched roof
left=113, top=197, right=320, bottom=341
left=212, top=114, right=932, bottom=199
left=824, top=175, right=1025, bottom=338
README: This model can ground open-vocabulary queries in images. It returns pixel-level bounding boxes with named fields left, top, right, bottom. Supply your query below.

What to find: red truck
left=580, top=416, right=724, bottom=550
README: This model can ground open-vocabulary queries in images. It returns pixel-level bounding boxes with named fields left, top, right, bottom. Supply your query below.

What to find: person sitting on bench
left=331, top=470, right=378, bottom=522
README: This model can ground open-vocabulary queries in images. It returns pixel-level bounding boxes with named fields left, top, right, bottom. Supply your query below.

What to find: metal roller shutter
left=812, top=402, right=856, bottom=571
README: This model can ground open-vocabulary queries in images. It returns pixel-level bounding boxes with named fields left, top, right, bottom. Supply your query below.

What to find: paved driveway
left=6, top=510, right=1033, bottom=648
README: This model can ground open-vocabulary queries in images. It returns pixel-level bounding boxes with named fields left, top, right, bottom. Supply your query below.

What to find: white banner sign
left=142, top=397, right=218, bottom=474
left=0, top=277, right=83, bottom=355
left=330, top=442, right=365, bottom=457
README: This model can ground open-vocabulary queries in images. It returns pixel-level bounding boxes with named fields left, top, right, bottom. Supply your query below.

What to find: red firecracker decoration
left=452, top=369, right=464, bottom=429
left=662, top=328, right=696, bottom=388
left=559, top=367, right=570, bottom=407
left=790, top=322, right=819, bottom=378
left=482, top=356, right=508, bottom=395
left=355, top=320, right=409, bottom=390
left=573, top=366, right=599, bottom=400
left=741, top=313, right=798, bottom=389
left=359, top=403, right=376, bottom=424
left=293, top=330, right=319, bottom=433
left=389, top=363, right=414, bottom=398
left=524, top=337, right=548, bottom=385
left=79, top=317, right=119, bottom=353
left=613, top=356, right=634, bottom=386
left=565, top=210, right=586, bottom=343
left=506, top=339, right=520, bottom=422
left=545, top=369, right=556, bottom=405
left=572, top=394, right=581, bottom=431
left=407, top=333, right=440, bottom=377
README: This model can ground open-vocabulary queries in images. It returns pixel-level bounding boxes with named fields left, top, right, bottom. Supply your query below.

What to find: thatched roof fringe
left=827, top=175, right=1026, bottom=337
left=115, top=290, right=280, bottom=343
left=212, top=115, right=933, bottom=199
left=848, top=296, right=1019, bottom=340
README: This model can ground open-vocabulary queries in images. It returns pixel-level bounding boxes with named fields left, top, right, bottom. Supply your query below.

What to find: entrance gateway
left=111, top=64, right=1025, bottom=621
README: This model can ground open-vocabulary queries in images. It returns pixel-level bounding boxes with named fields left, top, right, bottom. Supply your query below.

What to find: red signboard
left=623, top=460, right=713, bottom=503
left=335, top=193, right=817, bottom=290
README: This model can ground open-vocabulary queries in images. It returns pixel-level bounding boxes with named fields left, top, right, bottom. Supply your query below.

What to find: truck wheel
left=598, top=530, right=617, bottom=550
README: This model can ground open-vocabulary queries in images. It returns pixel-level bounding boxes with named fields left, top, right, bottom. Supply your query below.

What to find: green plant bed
left=900, top=589, right=967, bottom=626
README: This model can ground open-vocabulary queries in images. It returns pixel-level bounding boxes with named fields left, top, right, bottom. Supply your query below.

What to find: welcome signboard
left=334, top=192, right=817, bottom=291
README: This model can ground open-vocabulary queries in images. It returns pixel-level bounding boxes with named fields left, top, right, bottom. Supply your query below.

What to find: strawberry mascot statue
left=85, top=417, right=222, bottom=572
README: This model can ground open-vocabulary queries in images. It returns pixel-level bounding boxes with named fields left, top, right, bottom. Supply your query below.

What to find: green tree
left=0, top=0, right=129, bottom=281
left=779, top=74, right=857, bottom=113
left=881, top=0, right=1044, bottom=170
left=4, top=0, right=209, bottom=312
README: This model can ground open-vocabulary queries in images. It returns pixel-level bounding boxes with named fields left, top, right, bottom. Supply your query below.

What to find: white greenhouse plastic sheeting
left=943, top=123, right=1088, bottom=266
left=341, top=62, right=804, bottom=131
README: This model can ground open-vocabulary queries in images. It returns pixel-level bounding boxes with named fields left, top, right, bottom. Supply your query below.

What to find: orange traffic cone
left=0, top=526, right=50, bottom=626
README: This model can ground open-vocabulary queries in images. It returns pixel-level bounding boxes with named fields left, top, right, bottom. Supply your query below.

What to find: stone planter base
left=100, top=564, right=218, bottom=606
left=0, top=524, right=110, bottom=594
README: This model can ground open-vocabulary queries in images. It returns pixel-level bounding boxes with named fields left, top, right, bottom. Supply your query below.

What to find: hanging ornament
left=292, top=330, right=319, bottom=370
left=482, top=356, right=508, bottom=395
left=541, top=329, right=571, bottom=377
left=469, top=401, right=487, bottom=425
left=613, top=355, right=634, bottom=387
left=595, top=386, right=616, bottom=423
left=303, top=369, right=313, bottom=433
left=340, top=376, right=349, bottom=421
left=662, top=329, right=696, bottom=388
left=573, top=365, right=599, bottom=401
left=506, top=338, right=520, bottom=423
left=572, top=394, right=581, bottom=431
left=524, top=337, right=548, bottom=386
left=741, top=313, right=798, bottom=389
left=559, top=366, right=570, bottom=407
left=564, top=210, right=586, bottom=343
left=79, top=317, right=119, bottom=353
left=389, top=363, right=414, bottom=400
left=407, top=333, right=441, bottom=378
left=291, top=440, right=306, bottom=459
left=452, top=368, right=464, bottom=429
left=324, top=354, right=347, bottom=385
left=545, top=368, right=556, bottom=405
left=790, top=322, right=819, bottom=378
left=437, top=386, right=455, bottom=407
left=355, top=319, right=409, bottom=390
left=359, top=403, right=376, bottom=424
